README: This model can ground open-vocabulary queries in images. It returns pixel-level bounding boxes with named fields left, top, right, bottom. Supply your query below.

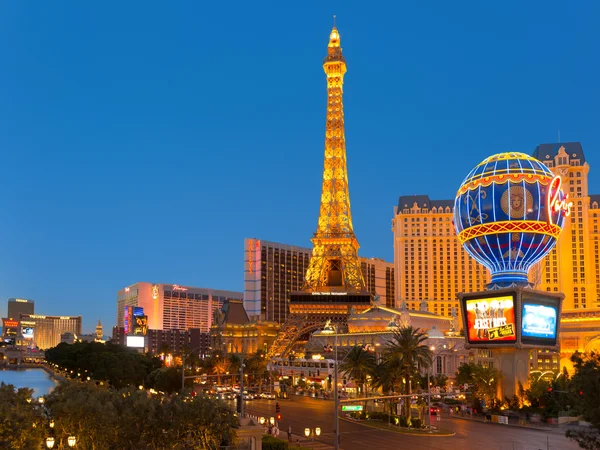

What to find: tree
left=454, top=363, right=501, bottom=409
left=384, top=326, right=432, bottom=395
left=212, top=359, right=231, bottom=385
left=566, top=352, right=600, bottom=449
left=339, top=346, right=376, bottom=397
left=0, top=383, right=44, bottom=449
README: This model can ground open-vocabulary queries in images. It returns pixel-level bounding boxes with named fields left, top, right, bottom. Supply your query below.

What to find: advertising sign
left=124, top=306, right=144, bottom=335
left=2, top=319, right=19, bottom=337
left=521, top=302, right=558, bottom=345
left=21, top=327, right=34, bottom=339
left=133, top=315, right=148, bottom=336
left=126, top=335, right=145, bottom=348
left=464, top=295, right=516, bottom=344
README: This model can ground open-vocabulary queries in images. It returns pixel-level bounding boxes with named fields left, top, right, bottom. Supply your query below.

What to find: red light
left=276, top=414, right=282, bottom=421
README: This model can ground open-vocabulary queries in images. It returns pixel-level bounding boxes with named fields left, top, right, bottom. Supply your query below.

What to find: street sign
left=341, top=405, right=363, bottom=412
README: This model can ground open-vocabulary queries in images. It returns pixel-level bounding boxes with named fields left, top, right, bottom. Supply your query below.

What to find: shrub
left=398, top=415, right=410, bottom=427
left=262, top=435, right=289, bottom=450
left=411, top=418, right=423, bottom=429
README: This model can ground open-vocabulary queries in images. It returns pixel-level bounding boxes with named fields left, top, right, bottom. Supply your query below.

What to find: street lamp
left=67, top=436, right=77, bottom=448
left=45, top=437, right=55, bottom=449
left=269, top=417, right=275, bottom=426
left=259, top=417, right=265, bottom=426
left=427, top=344, right=448, bottom=431
left=319, top=322, right=340, bottom=450
left=38, top=396, right=45, bottom=404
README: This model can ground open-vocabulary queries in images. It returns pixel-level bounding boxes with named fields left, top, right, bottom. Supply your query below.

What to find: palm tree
left=384, top=326, right=432, bottom=396
left=339, top=346, right=376, bottom=397
left=212, top=359, right=231, bottom=386
left=246, top=350, right=268, bottom=387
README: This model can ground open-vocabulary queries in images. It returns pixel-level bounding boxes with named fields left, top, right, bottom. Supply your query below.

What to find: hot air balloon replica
left=454, top=152, right=570, bottom=397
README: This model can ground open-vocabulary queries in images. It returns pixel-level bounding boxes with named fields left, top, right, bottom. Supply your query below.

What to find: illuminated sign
left=20, top=321, right=36, bottom=326
left=21, top=327, right=34, bottom=339
left=15, top=299, right=29, bottom=303
left=342, top=405, right=363, bottom=412
left=311, top=292, right=348, bottom=296
left=522, top=303, right=557, bottom=340
left=2, top=320, right=19, bottom=328
left=172, top=284, right=188, bottom=292
left=59, top=317, right=71, bottom=320
left=124, top=306, right=143, bottom=334
left=126, top=335, right=145, bottom=348
left=152, top=285, right=159, bottom=300
left=465, top=295, right=516, bottom=344
left=547, top=176, right=572, bottom=225
left=133, top=315, right=148, bottom=336
left=125, top=287, right=130, bottom=293
left=29, top=315, right=47, bottom=319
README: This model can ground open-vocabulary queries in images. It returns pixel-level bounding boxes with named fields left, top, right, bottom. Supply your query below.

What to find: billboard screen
left=521, top=302, right=558, bottom=344
left=124, top=306, right=144, bottom=334
left=133, top=315, right=148, bottom=336
left=3, top=319, right=19, bottom=337
left=464, top=295, right=516, bottom=344
left=126, top=335, right=145, bottom=348
left=21, top=327, right=34, bottom=339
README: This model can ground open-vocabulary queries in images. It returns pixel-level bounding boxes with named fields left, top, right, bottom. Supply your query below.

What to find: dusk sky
left=1, top=2, right=599, bottom=332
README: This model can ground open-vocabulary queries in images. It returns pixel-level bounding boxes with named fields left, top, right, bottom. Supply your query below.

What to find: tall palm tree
left=339, top=346, right=376, bottom=397
left=246, top=350, right=268, bottom=387
left=384, top=326, right=432, bottom=396
left=212, top=359, right=231, bottom=386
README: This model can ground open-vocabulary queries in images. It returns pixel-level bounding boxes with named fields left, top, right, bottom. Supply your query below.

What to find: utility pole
left=333, top=326, right=339, bottom=450
left=240, top=362, right=245, bottom=418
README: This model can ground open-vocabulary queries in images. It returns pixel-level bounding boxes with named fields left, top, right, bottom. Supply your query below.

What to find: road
left=243, top=395, right=581, bottom=450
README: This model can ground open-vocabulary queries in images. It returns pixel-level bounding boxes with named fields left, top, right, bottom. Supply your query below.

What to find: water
left=0, top=367, right=58, bottom=397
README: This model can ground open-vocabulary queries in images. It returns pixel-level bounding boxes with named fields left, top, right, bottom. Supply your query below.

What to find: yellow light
left=67, top=436, right=77, bottom=447
left=315, top=427, right=321, bottom=436
left=305, top=428, right=310, bottom=438
left=46, top=437, right=55, bottom=449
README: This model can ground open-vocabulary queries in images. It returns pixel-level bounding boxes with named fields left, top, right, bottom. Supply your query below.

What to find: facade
left=96, top=319, right=103, bottom=340
left=392, top=197, right=489, bottom=316
left=211, top=299, right=280, bottom=355
left=19, top=314, right=82, bottom=350
left=244, top=238, right=395, bottom=322
left=146, top=328, right=210, bottom=358
left=7, top=298, right=34, bottom=320
left=117, top=282, right=242, bottom=333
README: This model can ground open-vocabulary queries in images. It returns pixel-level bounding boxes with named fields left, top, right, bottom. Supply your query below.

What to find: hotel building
left=19, top=314, right=82, bottom=350
left=116, top=283, right=243, bottom=333
left=244, top=238, right=395, bottom=323
left=393, top=142, right=600, bottom=370
left=7, top=298, right=34, bottom=320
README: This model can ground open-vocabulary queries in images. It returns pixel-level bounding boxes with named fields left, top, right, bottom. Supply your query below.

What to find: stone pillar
left=495, top=348, right=530, bottom=399
left=237, top=417, right=264, bottom=450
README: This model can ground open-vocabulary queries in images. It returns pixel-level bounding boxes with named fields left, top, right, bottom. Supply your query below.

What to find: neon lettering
left=547, top=176, right=573, bottom=225
left=172, top=284, right=188, bottom=291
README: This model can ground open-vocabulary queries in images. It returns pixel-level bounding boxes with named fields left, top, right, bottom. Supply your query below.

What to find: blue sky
left=1, top=2, right=598, bottom=332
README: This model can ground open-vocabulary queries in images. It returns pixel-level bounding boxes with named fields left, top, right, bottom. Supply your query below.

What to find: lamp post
left=181, top=346, right=205, bottom=393
left=319, top=322, right=339, bottom=450
left=428, top=344, right=448, bottom=431
left=67, top=436, right=77, bottom=448
left=45, top=437, right=55, bottom=449
left=304, top=427, right=321, bottom=449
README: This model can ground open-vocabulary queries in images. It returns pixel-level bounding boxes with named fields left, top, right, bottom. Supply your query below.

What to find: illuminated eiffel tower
left=268, top=24, right=371, bottom=359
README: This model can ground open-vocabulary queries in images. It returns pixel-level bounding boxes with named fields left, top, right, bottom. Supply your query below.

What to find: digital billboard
left=124, top=306, right=144, bottom=334
left=133, top=315, right=148, bottom=336
left=521, top=302, right=558, bottom=344
left=2, top=319, right=19, bottom=337
left=126, top=335, right=145, bottom=348
left=464, top=295, right=517, bottom=344
left=21, top=327, right=34, bottom=340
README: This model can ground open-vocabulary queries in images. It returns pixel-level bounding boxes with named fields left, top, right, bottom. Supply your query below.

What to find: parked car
left=430, top=406, right=441, bottom=416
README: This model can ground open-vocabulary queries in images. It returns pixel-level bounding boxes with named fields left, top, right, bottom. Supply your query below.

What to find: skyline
left=1, top=2, right=599, bottom=332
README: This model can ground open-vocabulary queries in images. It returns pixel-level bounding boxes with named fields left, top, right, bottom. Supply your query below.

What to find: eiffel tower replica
left=268, top=24, right=372, bottom=359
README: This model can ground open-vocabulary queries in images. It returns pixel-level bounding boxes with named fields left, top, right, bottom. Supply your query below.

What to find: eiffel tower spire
left=303, top=25, right=366, bottom=293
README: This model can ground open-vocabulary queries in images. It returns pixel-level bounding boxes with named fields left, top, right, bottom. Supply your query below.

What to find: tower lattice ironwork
left=268, top=25, right=370, bottom=360
left=303, top=25, right=366, bottom=293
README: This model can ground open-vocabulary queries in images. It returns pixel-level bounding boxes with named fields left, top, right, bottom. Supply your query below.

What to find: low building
left=147, top=328, right=210, bottom=358
left=211, top=300, right=281, bottom=355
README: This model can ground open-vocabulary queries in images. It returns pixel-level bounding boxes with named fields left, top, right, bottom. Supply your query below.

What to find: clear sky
left=1, top=2, right=598, bottom=333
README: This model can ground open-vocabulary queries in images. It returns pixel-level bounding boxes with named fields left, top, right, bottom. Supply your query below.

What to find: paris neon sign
left=547, top=175, right=573, bottom=225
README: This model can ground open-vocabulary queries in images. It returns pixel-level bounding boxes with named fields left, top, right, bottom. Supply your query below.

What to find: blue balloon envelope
left=454, top=152, right=572, bottom=287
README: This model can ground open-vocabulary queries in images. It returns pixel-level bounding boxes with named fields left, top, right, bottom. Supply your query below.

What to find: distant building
left=20, top=314, right=82, bottom=350
left=147, top=328, right=210, bottom=358
left=60, top=332, right=76, bottom=345
left=211, top=299, right=280, bottom=355
left=244, top=238, right=395, bottom=322
left=111, top=326, right=126, bottom=346
left=7, top=298, right=34, bottom=320
left=96, top=319, right=103, bottom=340
left=117, top=283, right=242, bottom=332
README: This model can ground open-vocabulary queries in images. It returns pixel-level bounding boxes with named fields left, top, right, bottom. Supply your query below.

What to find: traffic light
left=276, top=402, right=281, bottom=414
left=276, top=413, right=282, bottom=421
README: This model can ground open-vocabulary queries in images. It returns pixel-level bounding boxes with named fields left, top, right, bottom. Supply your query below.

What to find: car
left=259, top=392, right=276, bottom=399
left=430, top=406, right=441, bottom=416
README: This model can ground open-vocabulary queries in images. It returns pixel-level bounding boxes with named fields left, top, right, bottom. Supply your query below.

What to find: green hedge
left=262, top=435, right=289, bottom=450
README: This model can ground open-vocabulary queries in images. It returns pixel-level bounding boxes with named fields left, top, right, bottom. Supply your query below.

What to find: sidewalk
left=448, top=412, right=567, bottom=434
left=278, top=430, right=336, bottom=450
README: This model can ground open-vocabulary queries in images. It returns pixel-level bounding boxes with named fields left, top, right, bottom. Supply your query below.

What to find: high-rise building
left=531, top=143, right=600, bottom=310
left=392, top=142, right=599, bottom=317
left=19, top=314, right=82, bottom=349
left=117, top=283, right=242, bottom=333
left=392, top=197, right=489, bottom=316
left=7, top=298, right=34, bottom=320
left=96, top=319, right=103, bottom=340
left=244, top=238, right=395, bottom=322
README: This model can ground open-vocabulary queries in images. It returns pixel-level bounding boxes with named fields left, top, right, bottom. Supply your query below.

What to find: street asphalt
left=243, top=395, right=582, bottom=450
